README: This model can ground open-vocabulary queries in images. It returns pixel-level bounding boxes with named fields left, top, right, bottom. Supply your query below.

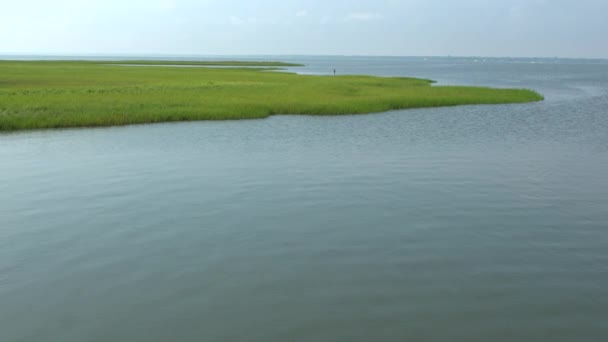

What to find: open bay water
left=1, top=56, right=608, bottom=341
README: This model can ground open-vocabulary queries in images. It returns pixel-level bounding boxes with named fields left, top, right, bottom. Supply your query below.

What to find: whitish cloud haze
left=1, top=0, right=607, bottom=58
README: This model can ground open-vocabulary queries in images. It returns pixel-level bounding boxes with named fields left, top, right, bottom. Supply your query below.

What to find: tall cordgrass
left=0, top=61, right=543, bottom=131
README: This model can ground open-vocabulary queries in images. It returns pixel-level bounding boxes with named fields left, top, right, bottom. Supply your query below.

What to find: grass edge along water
left=0, top=60, right=543, bottom=131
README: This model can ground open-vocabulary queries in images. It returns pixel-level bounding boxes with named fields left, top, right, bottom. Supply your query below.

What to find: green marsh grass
left=0, top=61, right=543, bottom=131
left=103, top=60, right=304, bottom=67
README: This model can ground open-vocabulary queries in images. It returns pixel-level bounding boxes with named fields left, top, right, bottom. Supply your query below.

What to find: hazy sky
left=2, top=0, right=607, bottom=58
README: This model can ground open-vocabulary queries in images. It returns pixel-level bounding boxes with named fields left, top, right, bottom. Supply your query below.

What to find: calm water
left=1, top=56, right=608, bottom=341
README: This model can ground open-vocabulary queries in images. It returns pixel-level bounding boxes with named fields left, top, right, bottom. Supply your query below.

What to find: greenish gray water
left=1, top=56, right=608, bottom=341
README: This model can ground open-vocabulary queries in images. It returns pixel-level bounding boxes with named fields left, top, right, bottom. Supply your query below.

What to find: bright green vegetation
left=104, top=60, right=304, bottom=67
left=0, top=61, right=543, bottom=131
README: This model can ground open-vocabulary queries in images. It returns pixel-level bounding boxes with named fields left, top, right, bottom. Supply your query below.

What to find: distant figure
left=333, top=69, right=336, bottom=76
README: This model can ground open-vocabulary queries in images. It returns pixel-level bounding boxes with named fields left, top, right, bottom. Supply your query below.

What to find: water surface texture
left=1, top=56, right=608, bottom=341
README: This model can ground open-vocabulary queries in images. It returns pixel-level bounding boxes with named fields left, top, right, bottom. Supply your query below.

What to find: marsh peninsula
left=0, top=60, right=543, bottom=131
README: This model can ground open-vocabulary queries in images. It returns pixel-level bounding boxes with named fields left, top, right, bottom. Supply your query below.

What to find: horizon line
left=1, top=53, right=607, bottom=61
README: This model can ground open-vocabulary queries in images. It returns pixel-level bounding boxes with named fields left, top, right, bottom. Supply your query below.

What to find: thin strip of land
left=0, top=60, right=543, bottom=131
left=101, top=60, right=304, bottom=67
left=9, top=60, right=304, bottom=67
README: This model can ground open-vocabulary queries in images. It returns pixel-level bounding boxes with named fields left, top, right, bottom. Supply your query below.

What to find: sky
left=1, top=0, right=607, bottom=58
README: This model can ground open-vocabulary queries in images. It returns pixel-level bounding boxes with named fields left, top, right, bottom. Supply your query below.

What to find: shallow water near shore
left=1, top=56, right=608, bottom=341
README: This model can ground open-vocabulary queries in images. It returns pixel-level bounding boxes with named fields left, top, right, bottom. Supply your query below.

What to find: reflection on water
left=1, top=56, right=608, bottom=342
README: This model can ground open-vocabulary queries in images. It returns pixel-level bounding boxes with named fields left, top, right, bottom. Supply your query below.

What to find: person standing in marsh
left=333, top=68, right=336, bottom=75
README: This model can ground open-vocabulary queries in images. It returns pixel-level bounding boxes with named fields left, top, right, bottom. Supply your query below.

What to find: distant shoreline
left=1, top=55, right=606, bottom=63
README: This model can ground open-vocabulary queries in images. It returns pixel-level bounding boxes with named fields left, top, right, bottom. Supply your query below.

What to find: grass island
left=0, top=60, right=543, bottom=131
